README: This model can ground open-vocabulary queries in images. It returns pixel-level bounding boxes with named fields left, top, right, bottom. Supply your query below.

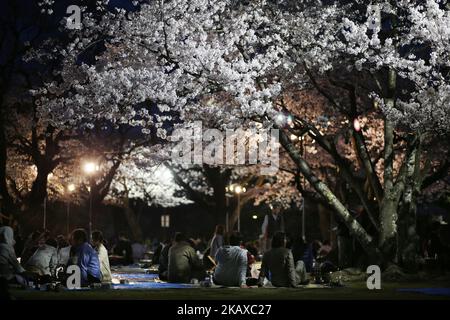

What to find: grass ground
left=9, top=281, right=450, bottom=300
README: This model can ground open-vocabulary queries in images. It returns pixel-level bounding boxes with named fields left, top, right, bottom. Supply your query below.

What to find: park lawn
left=9, top=281, right=450, bottom=300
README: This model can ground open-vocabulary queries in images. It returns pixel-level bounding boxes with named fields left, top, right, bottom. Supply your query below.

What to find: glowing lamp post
left=66, top=184, right=76, bottom=236
left=83, top=162, right=99, bottom=175
left=83, top=161, right=99, bottom=240
left=353, top=118, right=362, bottom=132
left=233, top=185, right=246, bottom=233
left=43, top=172, right=54, bottom=230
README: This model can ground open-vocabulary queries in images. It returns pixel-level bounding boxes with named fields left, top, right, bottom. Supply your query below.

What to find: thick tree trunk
left=123, top=206, right=143, bottom=242
left=380, top=69, right=397, bottom=255
left=307, top=125, right=379, bottom=231
left=397, top=139, right=421, bottom=270
left=204, top=166, right=231, bottom=225
left=122, top=198, right=143, bottom=242
left=0, top=95, right=14, bottom=215
left=279, top=129, right=381, bottom=262
left=27, top=169, right=50, bottom=209
left=353, top=131, right=384, bottom=205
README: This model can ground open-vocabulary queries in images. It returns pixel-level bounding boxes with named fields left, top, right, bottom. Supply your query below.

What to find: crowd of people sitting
left=3, top=222, right=447, bottom=291
left=0, top=226, right=157, bottom=290
left=0, top=220, right=340, bottom=295
left=153, top=225, right=338, bottom=288
left=0, top=226, right=113, bottom=289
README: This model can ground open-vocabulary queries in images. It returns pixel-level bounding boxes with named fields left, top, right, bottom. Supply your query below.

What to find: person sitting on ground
left=291, top=235, right=306, bottom=264
left=158, top=239, right=172, bottom=281
left=258, top=232, right=308, bottom=288
left=245, top=241, right=259, bottom=259
left=213, top=232, right=248, bottom=288
left=168, top=232, right=204, bottom=283
left=56, top=235, right=71, bottom=267
left=69, top=228, right=101, bottom=286
left=11, top=220, right=24, bottom=259
left=20, top=230, right=43, bottom=267
left=0, top=226, right=27, bottom=286
left=24, top=233, right=58, bottom=284
left=192, top=236, right=207, bottom=253
left=91, top=230, right=112, bottom=283
left=317, top=239, right=338, bottom=274
left=131, top=239, right=147, bottom=263
left=152, top=240, right=164, bottom=265
left=318, top=239, right=332, bottom=258
left=111, top=232, right=133, bottom=265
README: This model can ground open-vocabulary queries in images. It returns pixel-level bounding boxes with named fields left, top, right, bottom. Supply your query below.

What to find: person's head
left=322, top=239, right=331, bottom=246
left=71, top=228, right=88, bottom=247
left=245, top=241, right=257, bottom=250
left=295, top=235, right=305, bottom=245
left=226, top=232, right=242, bottom=246
left=91, top=230, right=104, bottom=247
left=215, top=225, right=225, bottom=236
left=187, top=238, right=196, bottom=248
left=272, top=232, right=287, bottom=249
left=0, top=226, right=15, bottom=246
left=174, top=232, right=187, bottom=243
left=46, top=238, right=57, bottom=248
left=269, top=200, right=283, bottom=215
left=37, top=230, right=50, bottom=247
left=431, top=221, right=442, bottom=232
left=56, top=235, right=68, bottom=248
left=30, top=230, right=43, bottom=242
left=118, top=231, right=128, bottom=241
left=312, top=240, right=322, bottom=254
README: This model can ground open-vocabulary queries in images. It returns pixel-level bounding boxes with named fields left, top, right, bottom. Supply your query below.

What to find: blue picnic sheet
left=112, top=273, right=159, bottom=281
left=112, top=282, right=195, bottom=290
left=110, top=272, right=196, bottom=290
left=397, top=288, right=450, bottom=297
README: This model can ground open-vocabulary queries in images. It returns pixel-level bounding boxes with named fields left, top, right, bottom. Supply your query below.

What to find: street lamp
left=232, top=184, right=246, bottom=233
left=353, top=118, right=362, bottom=132
left=66, top=184, right=76, bottom=236
left=83, top=162, right=99, bottom=175
left=83, top=161, right=99, bottom=240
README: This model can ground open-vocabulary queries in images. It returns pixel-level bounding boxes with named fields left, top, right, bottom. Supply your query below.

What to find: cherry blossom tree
left=29, top=0, right=450, bottom=267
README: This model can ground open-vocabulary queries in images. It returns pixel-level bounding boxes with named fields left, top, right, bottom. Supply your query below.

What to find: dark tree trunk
left=380, top=69, right=398, bottom=260
left=279, top=129, right=382, bottom=263
left=397, top=138, right=421, bottom=270
left=27, top=168, right=51, bottom=209
left=204, top=166, right=231, bottom=225
left=0, top=94, right=15, bottom=216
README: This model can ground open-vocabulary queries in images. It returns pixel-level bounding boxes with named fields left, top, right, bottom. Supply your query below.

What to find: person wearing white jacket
left=91, top=230, right=112, bottom=283
left=24, top=235, right=58, bottom=279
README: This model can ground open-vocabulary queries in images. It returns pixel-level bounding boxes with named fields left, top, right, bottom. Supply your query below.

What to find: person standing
left=261, top=201, right=285, bottom=253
